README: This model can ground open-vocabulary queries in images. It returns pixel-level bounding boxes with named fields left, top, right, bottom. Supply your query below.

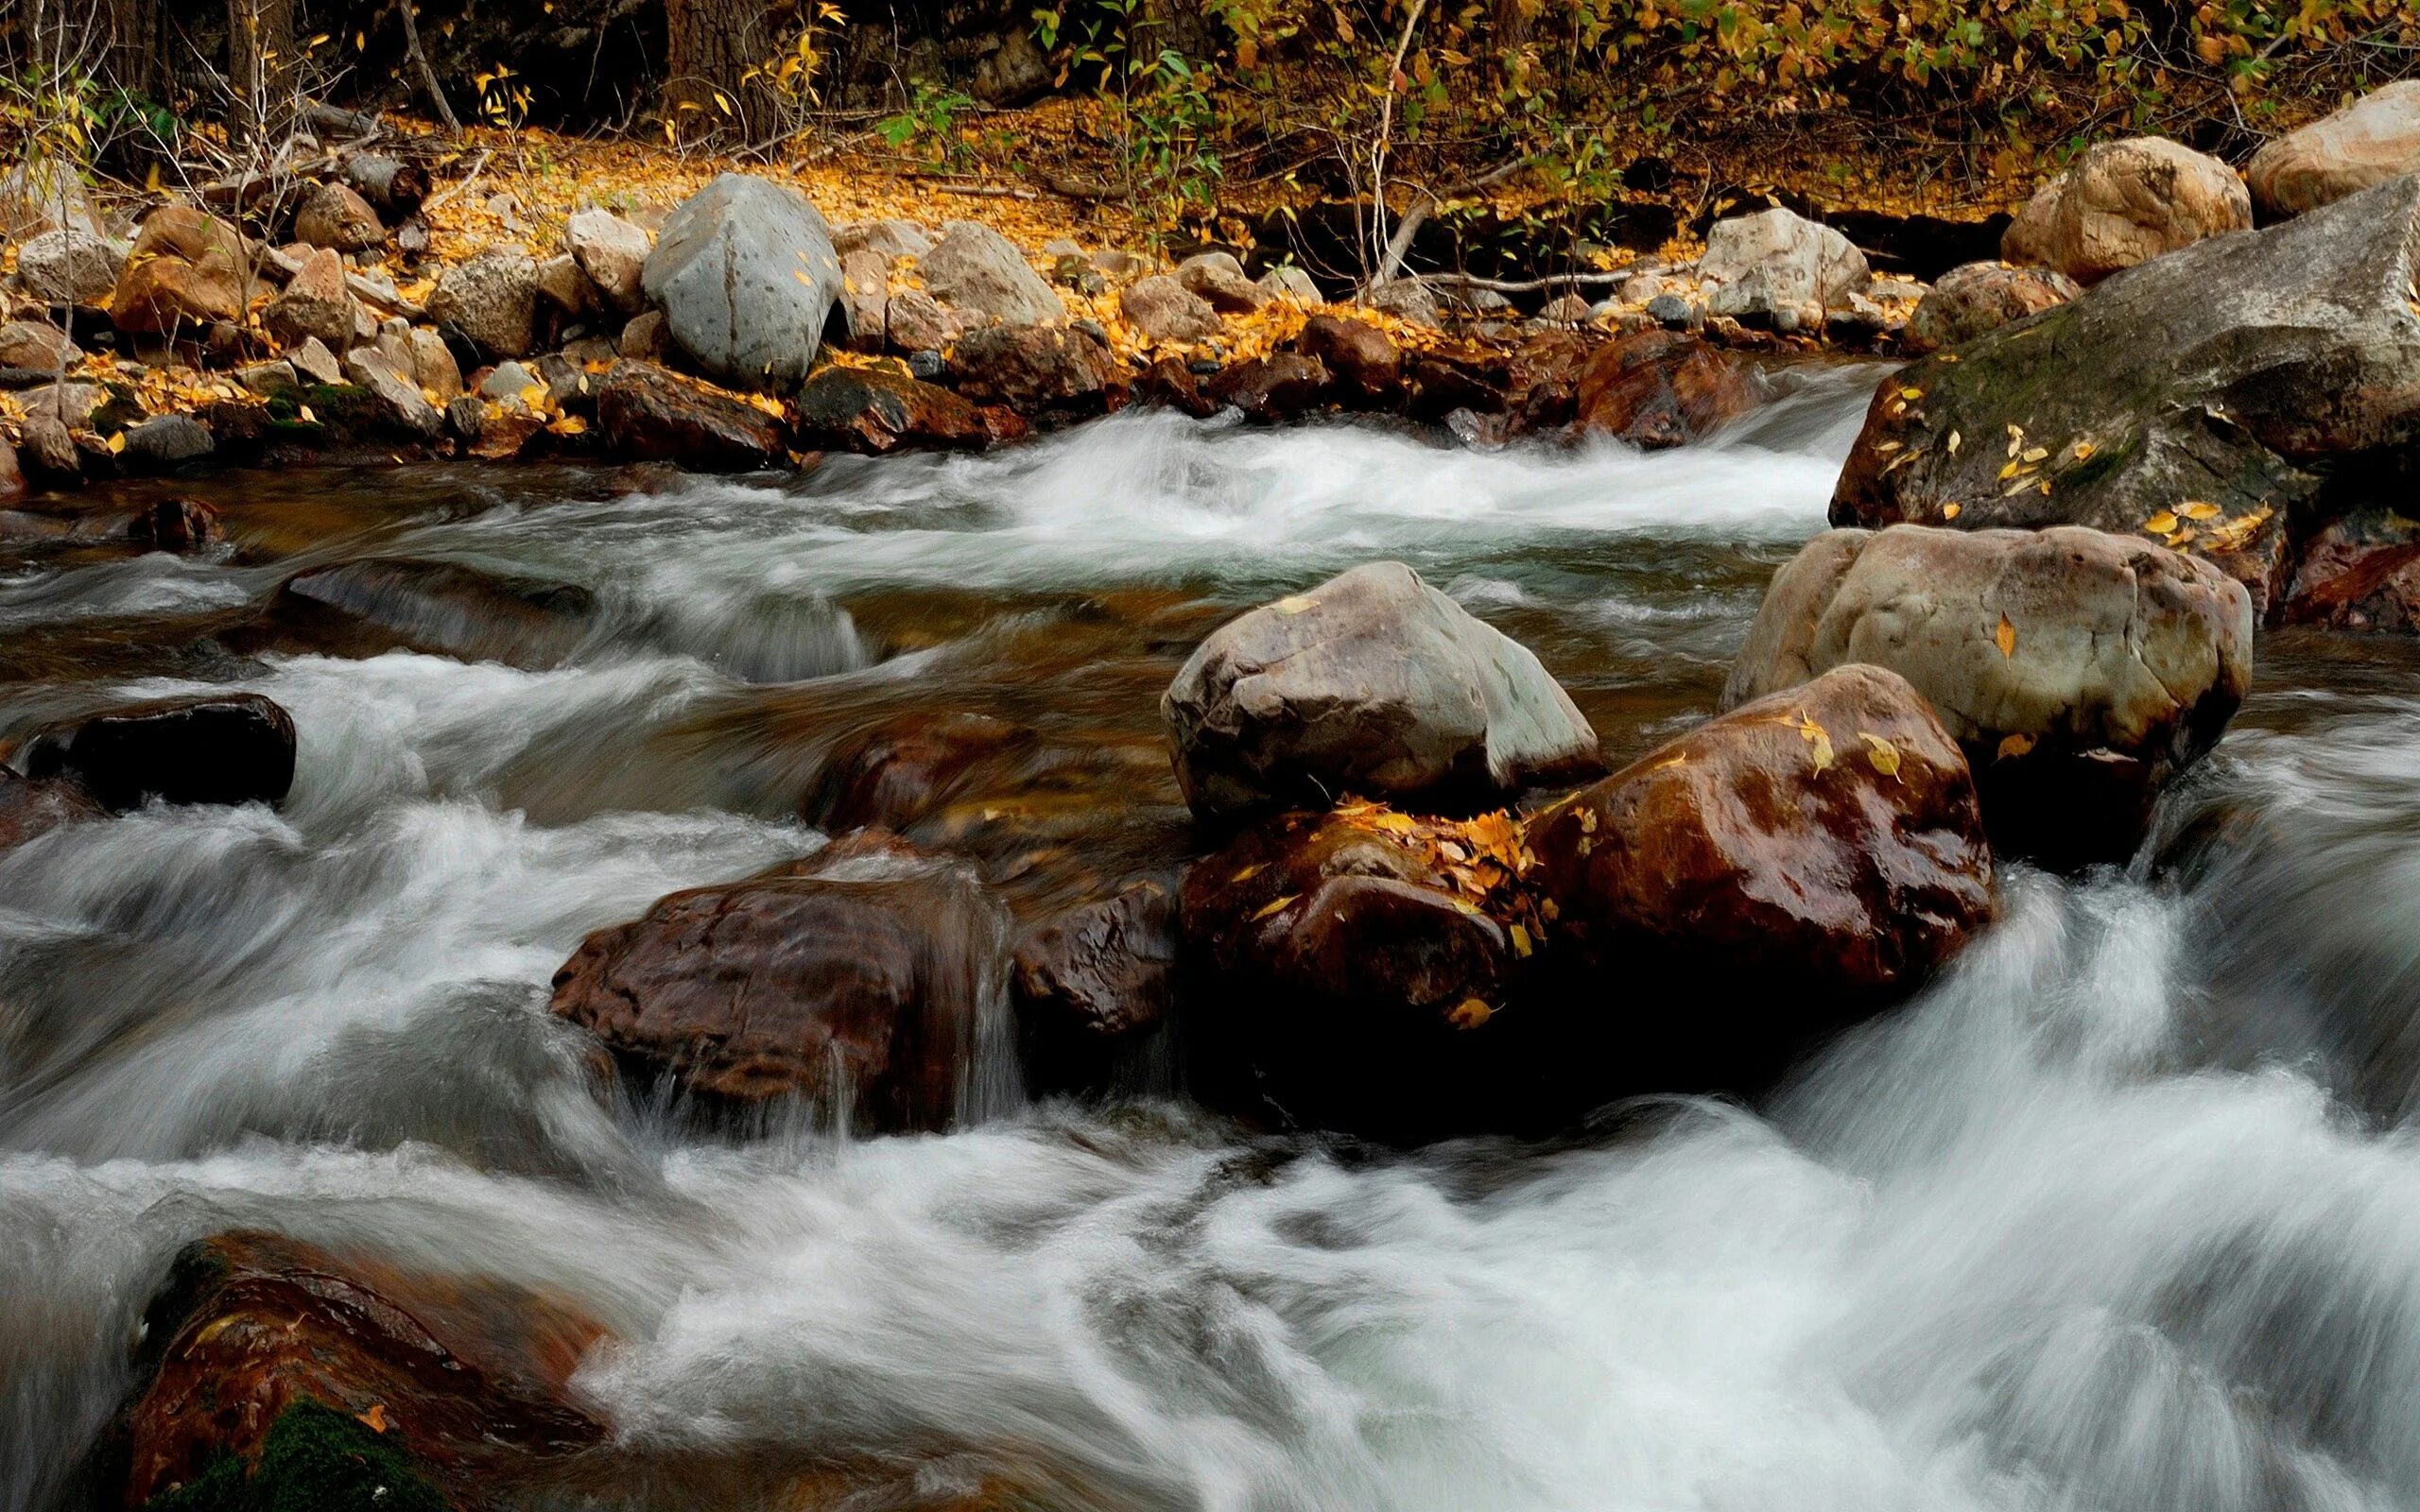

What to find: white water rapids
left=9, top=367, right=2420, bottom=1510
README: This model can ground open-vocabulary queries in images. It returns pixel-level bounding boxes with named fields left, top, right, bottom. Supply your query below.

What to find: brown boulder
left=292, top=179, right=385, bottom=252
left=792, top=364, right=1023, bottom=454
left=2281, top=510, right=2420, bottom=631
left=110, top=207, right=250, bottom=335
left=1118, top=274, right=1221, bottom=344
left=122, top=1230, right=605, bottom=1510
left=1526, top=663, right=1996, bottom=1021
left=2248, top=80, right=2420, bottom=218
left=804, top=711, right=1040, bottom=832
left=548, top=835, right=1005, bottom=1128
left=262, top=247, right=357, bottom=351
left=1013, top=882, right=1178, bottom=1044
left=1294, top=315, right=1401, bottom=406
left=2001, top=137, right=2252, bottom=284
left=595, top=359, right=786, bottom=471
left=1204, top=352, right=1329, bottom=422
left=0, top=318, right=78, bottom=370
left=17, top=693, right=296, bottom=811
left=1901, top=262, right=2078, bottom=353
left=1573, top=329, right=1755, bottom=448
left=945, top=324, right=1115, bottom=412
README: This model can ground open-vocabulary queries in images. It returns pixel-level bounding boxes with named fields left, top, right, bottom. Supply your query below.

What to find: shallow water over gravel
left=12, top=369, right=2420, bottom=1511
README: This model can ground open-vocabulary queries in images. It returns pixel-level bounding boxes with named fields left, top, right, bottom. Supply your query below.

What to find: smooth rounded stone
left=643, top=173, right=842, bottom=390
left=234, top=358, right=298, bottom=396
left=1364, top=277, right=1443, bottom=326
left=18, top=692, right=297, bottom=811
left=1163, top=560, right=1602, bottom=822
left=1901, top=261, right=2077, bottom=353
left=1177, top=251, right=1270, bottom=314
left=264, top=246, right=357, bottom=350
left=838, top=248, right=891, bottom=349
left=119, top=413, right=215, bottom=468
left=2249, top=81, right=2420, bottom=218
left=17, top=227, right=126, bottom=306
left=1119, top=274, right=1220, bottom=343
left=793, top=363, right=1020, bottom=455
left=1573, top=328, right=1754, bottom=449
left=478, top=358, right=542, bottom=402
left=0, top=318, right=78, bottom=369
left=429, top=248, right=540, bottom=360
left=1204, top=352, right=1328, bottom=422
left=110, top=206, right=250, bottom=334
left=291, top=178, right=384, bottom=251
left=122, top=1231, right=606, bottom=1511
left=547, top=835, right=1006, bottom=1129
left=1833, top=175, right=2420, bottom=617
left=945, top=323, right=1113, bottom=412
left=618, top=308, right=667, bottom=362
left=1526, top=663, right=1996, bottom=1030
left=915, top=219, right=1066, bottom=327
left=833, top=217, right=934, bottom=263
left=0, top=769, right=104, bottom=853
left=2002, top=136, right=2251, bottom=284
left=565, top=206, right=649, bottom=312
left=341, top=348, right=444, bottom=438
left=1646, top=292, right=1698, bottom=328
left=804, top=710, right=1040, bottom=831
left=1699, top=206, right=1870, bottom=320
left=1259, top=264, right=1322, bottom=304
left=1726, top=524, right=2253, bottom=868
left=1293, top=314, right=1400, bottom=405
left=595, top=358, right=786, bottom=471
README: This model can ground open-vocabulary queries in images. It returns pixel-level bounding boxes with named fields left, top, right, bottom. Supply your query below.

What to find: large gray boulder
left=914, top=220, right=1065, bottom=327
left=1163, top=561, right=1603, bottom=821
left=1726, top=524, right=2252, bottom=868
left=1833, top=174, right=2420, bottom=614
left=1698, top=207, right=1868, bottom=325
left=641, top=173, right=842, bottom=390
left=2001, top=137, right=2251, bottom=284
left=17, top=227, right=125, bottom=306
left=2248, top=81, right=2420, bottom=218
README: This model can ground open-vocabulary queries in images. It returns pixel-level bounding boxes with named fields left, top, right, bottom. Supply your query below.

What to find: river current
left=9, top=368, right=2420, bottom=1510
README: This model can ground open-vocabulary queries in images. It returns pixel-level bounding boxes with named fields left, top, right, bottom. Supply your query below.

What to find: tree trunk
left=105, top=0, right=165, bottom=98
left=663, top=0, right=767, bottom=138
left=227, top=0, right=296, bottom=145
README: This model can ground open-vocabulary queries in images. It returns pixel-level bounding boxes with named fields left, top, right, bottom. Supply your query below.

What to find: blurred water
left=9, top=379, right=2420, bottom=1511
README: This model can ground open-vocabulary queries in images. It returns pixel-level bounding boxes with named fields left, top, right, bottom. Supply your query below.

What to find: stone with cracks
left=2001, top=136, right=2252, bottom=284
left=429, top=248, right=541, bottom=360
left=915, top=220, right=1066, bottom=327
left=641, top=173, right=842, bottom=390
left=1698, top=206, right=1870, bottom=321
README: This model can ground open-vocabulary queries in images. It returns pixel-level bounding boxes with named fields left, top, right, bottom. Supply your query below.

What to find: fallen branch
left=396, top=0, right=460, bottom=134
left=1369, top=158, right=1526, bottom=291
left=1398, top=265, right=1668, bottom=296
left=934, top=183, right=1039, bottom=200
left=422, top=148, right=493, bottom=212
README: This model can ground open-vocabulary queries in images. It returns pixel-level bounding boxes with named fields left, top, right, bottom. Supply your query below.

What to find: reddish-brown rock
left=1573, top=329, right=1755, bottom=449
left=110, top=207, right=251, bottom=335
left=1294, top=315, right=1402, bottom=406
left=0, top=769, right=103, bottom=853
left=791, top=364, right=1024, bottom=454
left=18, top=693, right=296, bottom=811
left=129, top=497, right=225, bottom=552
left=2281, top=510, right=2420, bottom=631
left=1012, top=881, right=1178, bottom=1042
left=1526, top=663, right=1996, bottom=1019
left=549, top=835, right=1003, bottom=1128
left=1205, top=353, right=1330, bottom=422
left=595, top=359, right=786, bottom=471
left=122, top=1230, right=606, bottom=1509
left=804, top=711, right=1040, bottom=832
left=945, top=324, right=1115, bottom=412
left=292, top=179, right=385, bottom=252
left=262, top=246, right=356, bottom=351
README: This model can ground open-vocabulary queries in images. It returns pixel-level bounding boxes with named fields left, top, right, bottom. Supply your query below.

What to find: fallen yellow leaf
left=1250, top=895, right=1296, bottom=921
left=1860, top=731, right=1902, bottom=780
left=1447, top=998, right=1495, bottom=1030
left=1995, top=613, right=2016, bottom=658
left=1996, top=732, right=2037, bottom=761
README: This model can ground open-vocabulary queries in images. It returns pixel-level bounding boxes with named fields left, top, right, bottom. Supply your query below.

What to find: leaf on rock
left=1995, top=613, right=2016, bottom=659
left=1447, top=998, right=1495, bottom=1030
left=1510, top=923, right=1533, bottom=957
left=1996, top=732, right=2037, bottom=760
left=1860, top=731, right=1902, bottom=780
left=1251, top=894, right=1296, bottom=921
left=2144, top=510, right=2178, bottom=534
left=1789, top=712, right=1834, bottom=771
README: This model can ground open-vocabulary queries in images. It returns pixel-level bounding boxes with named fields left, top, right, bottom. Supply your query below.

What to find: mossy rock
left=142, top=1400, right=449, bottom=1512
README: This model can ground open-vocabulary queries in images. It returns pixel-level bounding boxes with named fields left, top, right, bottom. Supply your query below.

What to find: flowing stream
left=11, top=366, right=2420, bottom=1511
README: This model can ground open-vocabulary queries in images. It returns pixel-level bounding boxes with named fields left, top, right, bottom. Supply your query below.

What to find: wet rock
left=2281, top=509, right=2420, bottom=631
left=1699, top=206, right=1869, bottom=321
left=263, top=246, right=357, bottom=351
left=17, top=692, right=296, bottom=811
left=0, top=438, right=20, bottom=504
left=2002, top=136, right=2252, bottom=284
left=130, top=497, right=225, bottom=552
left=110, top=207, right=251, bottom=335
left=1164, top=560, right=1602, bottom=822
left=884, top=286, right=960, bottom=355
left=20, top=412, right=78, bottom=480
left=804, top=711, right=1040, bottom=832
left=1727, top=524, right=2253, bottom=868
left=1294, top=314, right=1401, bottom=406
left=565, top=206, right=649, bottom=312
left=120, top=1230, right=606, bottom=1510
left=916, top=220, right=1065, bottom=327
left=838, top=248, right=890, bottom=350
left=1119, top=274, right=1220, bottom=343
left=1404, top=348, right=1512, bottom=419
left=791, top=363, right=1020, bottom=454
left=262, top=557, right=596, bottom=667
left=119, top=414, right=215, bottom=469
left=342, top=348, right=445, bottom=439
left=2248, top=81, right=2420, bottom=218
left=430, top=248, right=541, bottom=360
left=643, top=173, right=841, bottom=390
left=0, top=318, right=76, bottom=370
left=291, top=179, right=384, bottom=252
left=1012, top=881, right=1177, bottom=1045
left=18, top=226, right=126, bottom=306
left=1204, top=352, right=1329, bottom=422
left=1832, top=175, right=2420, bottom=614
left=834, top=218, right=934, bottom=263
left=1177, top=251, right=1270, bottom=314
left=1527, top=663, right=1996, bottom=1022
left=1901, top=261, right=2077, bottom=353
left=1132, top=354, right=1217, bottom=417
left=1646, top=292, right=1698, bottom=329
left=1573, top=328, right=1755, bottom=449
left=596, top=358, right=786, bottom=471
left=0, top=768, right=103, bottom=853
left=946, top=323, right=1113, bottom=413
left=548, top=836, right=1004, bottom=1128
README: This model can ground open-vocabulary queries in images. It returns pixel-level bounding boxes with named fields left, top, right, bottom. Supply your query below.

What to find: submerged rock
left=2001, top=136, right=2251, bottom=284
left=1726, top=524, right=2253, bottom=868
left=1833, top=175, right=2420, bottom=613
left=549, top=833, right=1005, bottom=1128
left=804, top=710, right=1040, bottom=832
left=259, top=556, right=596, bottom=667
left=17, top=693, right=296, bottom=811
left=643, top=173, right=842, bottom=390
left=1526, top=663, right=1996, bottom=1033
left=1013, top=881, right=1178, bottom=1089
left=120, top=1230, right=605, bottom=1510
left=1163, top=561, right=1602, bottom=822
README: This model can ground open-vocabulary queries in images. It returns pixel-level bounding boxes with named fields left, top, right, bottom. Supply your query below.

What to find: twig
left=423, top=147, right=492, bottom=211
left=1371, top=158, right=1525, bottom=289
left=396, top=1, right=460, bottom=134
left=1401, top=267, right=1656, bottom=295
left=1367, top=0, right=1428, bottom=282
left=933, top=183, right=1040, bottom=200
